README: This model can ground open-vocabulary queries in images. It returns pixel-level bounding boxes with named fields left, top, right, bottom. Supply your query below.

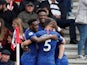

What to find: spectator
left=0, top=49, right=15, bottom=65
left=12, top=18, right=24, bottom=37
left=57, top=0, right=73, bottom=16
left=0, top=48, right=2, bottom=60
left=22, top=0, right=40, bottom=12
left=0, top=2, right=2, bottom=11
left=14, top=0, right=22, bottom=12
left=0, top=1, right=16, bottom=31
left=30, top=0, right=40, bottom=12
left=39, top=0, right=78, bottom=44
left=0, top=18, right=11, bottom=49
left=12, top=18, right=24, bottom=56
left=75, top=0, right=87, bottom=59
left=39, top=0, right=66, bottom=19
left=5, top=34, right=16, bottom=61
left=18, top=2, right=38, bottom=30
left=38, top=0, right=47, bottom=2
left=5, top=0, right=20, bottom=15
left=14, top=0, right=22, bottom=3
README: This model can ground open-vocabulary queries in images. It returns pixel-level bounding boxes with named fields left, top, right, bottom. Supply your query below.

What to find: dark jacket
left=1, top=10, right=16, bottom=32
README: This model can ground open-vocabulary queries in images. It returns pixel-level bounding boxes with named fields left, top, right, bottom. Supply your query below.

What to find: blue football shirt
left=36, top=30, right=63, bottom=65
left=38, top=23, right=44, bottom=31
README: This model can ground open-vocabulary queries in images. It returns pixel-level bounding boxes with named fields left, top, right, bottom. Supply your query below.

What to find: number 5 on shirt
left=43, top=39, right=51, bottom=52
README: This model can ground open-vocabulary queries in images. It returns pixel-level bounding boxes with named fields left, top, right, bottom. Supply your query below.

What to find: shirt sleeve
left=25, top=31, right=36, bottom=40
left=57, top=33, right=63, bottom=44
left=35, top=31, right=40, bottom=37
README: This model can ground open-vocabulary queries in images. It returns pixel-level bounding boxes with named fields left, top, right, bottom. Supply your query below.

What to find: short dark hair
left=44, top=18, right=52, bottom=27
left=36, top=9, right=47, bottom=14
left=28, top=19, right=37, bottom=26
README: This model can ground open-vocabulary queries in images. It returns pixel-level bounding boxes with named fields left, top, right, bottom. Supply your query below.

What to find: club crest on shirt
left=28, top=32, right=34, bottom=36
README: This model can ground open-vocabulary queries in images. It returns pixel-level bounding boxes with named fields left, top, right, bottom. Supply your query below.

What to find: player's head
left=28, top=19, right=38, bottom=32
left=37, top=9, right=48, bottom=25
left=44, top=18, right=56, bottom=30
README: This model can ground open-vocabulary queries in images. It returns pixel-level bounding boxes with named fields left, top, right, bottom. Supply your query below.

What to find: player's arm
left=61, top=37, right=66, bottom=45
left=52, top=20, right=64, bottom=36
left=31, top=35, right=58, bottom=43
left=58, top=37, right=66, bottom=59
left=21, top=40, right=32, bottom=48
left=21, top=34, right=58, bottom=48
left=21, top=33, right=57, bottom=46
left=58, top=44, right=65, bottom=59
left=56, top=31, right=66, bottom=45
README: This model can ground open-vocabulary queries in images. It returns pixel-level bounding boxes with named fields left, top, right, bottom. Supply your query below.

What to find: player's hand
left=21, top=44, right=30, bottom=52
left=21, top=42, right=25, bottom=49
left=21, top=40, right=32, bottom=48
left=50, top=35, right=58, bottom=40
left=59, top=30, right=64, bottom=36
left=23, top=46, right=30, bottom=52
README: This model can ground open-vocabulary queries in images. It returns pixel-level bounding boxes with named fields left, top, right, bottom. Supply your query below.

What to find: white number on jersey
left=43, top=39, right=51, bottom=52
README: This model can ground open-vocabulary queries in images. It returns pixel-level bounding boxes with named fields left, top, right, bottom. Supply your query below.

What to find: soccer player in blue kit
left=21, top=19, right=58, bottom=65
left=50, top=19, right=68, bottom=65
left=36, top=18, right=65, bottom=65
left=49, top=18, right=68, bottom=65
left=37, top=9, right=64, bottom=36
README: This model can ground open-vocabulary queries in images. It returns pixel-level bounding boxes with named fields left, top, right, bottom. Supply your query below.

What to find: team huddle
left=21, top=10, right=68, bottom=65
